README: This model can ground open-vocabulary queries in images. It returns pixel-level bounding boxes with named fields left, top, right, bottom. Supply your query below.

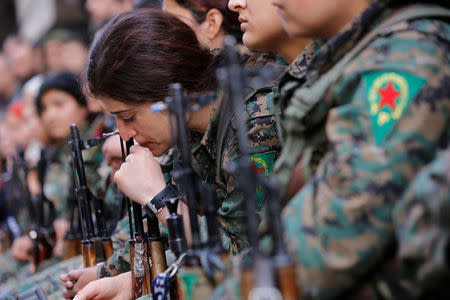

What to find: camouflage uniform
left=189, top=85, right=281, bottom=254
left=212, top=1, right=449, bottom=299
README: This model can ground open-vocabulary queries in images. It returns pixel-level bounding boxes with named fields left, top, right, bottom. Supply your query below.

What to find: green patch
left=363, top=71, right=425, bottom=145
left=250, top=151, right=276, bottom=208
left=179, top=272, right=199, bottom=300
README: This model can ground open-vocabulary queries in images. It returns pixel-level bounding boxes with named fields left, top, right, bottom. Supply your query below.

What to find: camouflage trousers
left=1, top=255, right=82, bottom=300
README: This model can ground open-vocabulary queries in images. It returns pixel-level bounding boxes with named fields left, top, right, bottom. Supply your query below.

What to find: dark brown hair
left=85, top=9, right=217, bottom=104
left=175, top=0, right=241, bottom=40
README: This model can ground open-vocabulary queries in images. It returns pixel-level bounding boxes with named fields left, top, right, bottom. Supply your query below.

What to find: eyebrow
left=110, top=109, right=133, bottom=115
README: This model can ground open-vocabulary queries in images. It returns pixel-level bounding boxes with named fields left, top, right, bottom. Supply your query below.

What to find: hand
left=73, top=272, right=132, bottom=300
left=53, top=218, right=70, bottom=256
left=114, top=145, right=166, bottom=206
left=11, top=235, right=33, bottom=262
left=61, top=266, right=97, bottom=299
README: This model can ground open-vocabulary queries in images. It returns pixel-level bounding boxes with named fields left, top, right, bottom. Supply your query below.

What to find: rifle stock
left=62, top=237, right=82, bottom=260
left=82, top=241, right=97, bottom=267
left=129, top=239, right=136, bottom=300
left=276, top=265, right=300, bottom=300
left=241, top=269, right=255, bottom=300
left=103, top=239, right=114, bottom=259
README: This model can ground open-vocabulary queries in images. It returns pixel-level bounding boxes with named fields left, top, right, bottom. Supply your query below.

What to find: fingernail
left=73, top=297, right=78, bottom=300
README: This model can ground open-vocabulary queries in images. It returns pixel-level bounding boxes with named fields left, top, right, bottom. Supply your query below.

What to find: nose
left=228, top=0, right=247, bottom=12
left=116, top=119, right=137, bottom=142
left=42, top=106, right=57, bottom=123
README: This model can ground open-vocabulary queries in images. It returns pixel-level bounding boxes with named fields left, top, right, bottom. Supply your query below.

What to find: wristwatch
left=144, top=184, right=178, bottom=215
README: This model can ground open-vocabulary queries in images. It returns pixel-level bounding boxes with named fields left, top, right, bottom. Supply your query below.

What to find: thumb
left=73, top=281, right=100, bottom=300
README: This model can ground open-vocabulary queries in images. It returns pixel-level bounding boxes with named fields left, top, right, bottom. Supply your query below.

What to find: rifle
left=217, top=36, right=291, bottom=300
left=70, top=125, right=97, bottom=267
left=62, top=158, right=82, bottom=260
left=29, top=148, right=56, bottom=272
left=118, top=137, right=152, bottom=299
left=146, top=211, right=167, bottom=280
left=119, top=137, right=137, bottom=298
left=266, top=181, right=300, bottom=300
left=69, top=124, right=114, bottom=266
left=166, top=84, right=224, bottom=277
left=144, top=86, right=224, bottom=299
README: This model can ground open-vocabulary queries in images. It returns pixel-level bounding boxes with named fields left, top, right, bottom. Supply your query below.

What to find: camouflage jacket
left=190, top=85, right=281, bottom=254
left=277, top=1, right=450, bottom=299
left=391, top=145, right=450, bottom=299
left=273, top=41, right=326, bottom=198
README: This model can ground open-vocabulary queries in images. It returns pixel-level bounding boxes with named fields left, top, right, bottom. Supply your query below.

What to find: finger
left=65, top=280, right=74, bottom=289
left=73, top=281, right=100, bottom=300
left=60, top=273, right=69, bottom=282
left=129, top=144, right=148, bottom=154
left=63, top=288, right=77, bottom=299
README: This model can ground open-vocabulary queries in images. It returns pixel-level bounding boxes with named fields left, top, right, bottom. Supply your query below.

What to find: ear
left=199, top=8, right=224, bottom=43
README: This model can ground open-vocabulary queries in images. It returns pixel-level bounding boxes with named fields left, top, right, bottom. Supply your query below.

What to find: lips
left=238, top=16, right=247, bottom=24
left=238, top=16, right=248, bottom=31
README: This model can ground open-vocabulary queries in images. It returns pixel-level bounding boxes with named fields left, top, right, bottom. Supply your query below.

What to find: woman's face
left=271, top=0, right=370, bottom=38
left=40, top=89, right=88, bottom=141
left=228, top=0, right=288, bottom=51
left=100, top=96, right=172, bottom=157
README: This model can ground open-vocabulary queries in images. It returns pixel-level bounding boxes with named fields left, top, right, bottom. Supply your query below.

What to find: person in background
left=85, top=0, right=134, bottom=29
left=133, top=0, right=162, bottom=9
left=0, top=72, right=91, bottom=287
left=3, top=35, right=35, bottom=85
left=61, top=33, right=90, bottom=75
left=0, top=54, right=18, bottom=120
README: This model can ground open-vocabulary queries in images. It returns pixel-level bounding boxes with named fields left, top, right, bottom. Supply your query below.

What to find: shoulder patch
left=363, top=71, right=425, bottom=145
left=250, top=150, right=276, bottom=175
left=250, top=151, right=276, bottom=209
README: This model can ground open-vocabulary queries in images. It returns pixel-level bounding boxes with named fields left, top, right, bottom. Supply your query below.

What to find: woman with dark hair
left=87, top=6, right=280, bottom=251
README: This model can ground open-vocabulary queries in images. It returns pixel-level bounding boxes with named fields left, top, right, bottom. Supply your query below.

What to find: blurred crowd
left=0, top=0, right=160, bottom=181
left=0, top=0, right=160, bottom=271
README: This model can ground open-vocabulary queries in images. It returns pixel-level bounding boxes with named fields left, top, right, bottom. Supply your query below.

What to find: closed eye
left=122, top=115, right=135, bottom=123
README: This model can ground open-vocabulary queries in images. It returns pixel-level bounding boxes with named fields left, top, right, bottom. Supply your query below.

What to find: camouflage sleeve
left=282, top=21, right=449, bottom=299
left=219, top=90, right=281, bottom=254
left=393, top=146, right=450, bottom=296
left=96, top=216, right=131, bottom=278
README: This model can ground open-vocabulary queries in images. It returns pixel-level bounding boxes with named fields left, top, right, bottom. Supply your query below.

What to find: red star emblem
left=252, top=161, right=265, bottom=174
left=378, top=82, right=401, bottom=111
